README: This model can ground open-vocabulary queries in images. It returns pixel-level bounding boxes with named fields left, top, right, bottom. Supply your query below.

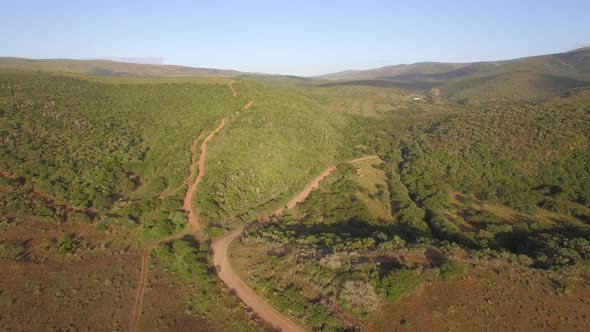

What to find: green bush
left=95, top=223, right=108, bottom=232
left=380, top=268, right=422, bottom=301
left=58, top=234, right=76, bottom=253
left=440, top=260, right=466, bottom=282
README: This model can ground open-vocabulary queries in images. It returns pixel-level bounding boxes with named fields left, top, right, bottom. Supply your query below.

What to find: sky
left=1, top=0, right=589, bottom=76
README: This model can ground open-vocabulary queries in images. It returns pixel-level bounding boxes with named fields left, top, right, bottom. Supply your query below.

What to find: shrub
left=58, top=234, right=76, bottom=253
left=440, top=260, right=466, bottom=282
left=96, top=222, right=108, bottom=232
left=380, top=268, right=422, bottom=301
left=339, top=280, right=378, bottom=317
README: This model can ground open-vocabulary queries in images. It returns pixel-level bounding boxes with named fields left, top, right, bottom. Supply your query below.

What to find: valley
left=0, top=46, right=589, bottom=332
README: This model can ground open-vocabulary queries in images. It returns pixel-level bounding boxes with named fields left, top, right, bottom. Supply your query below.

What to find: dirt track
left=128, top=252, right=148, bottom=331
left=211, top=164, right=342, bottom=331
left=213, top=156, right=378, bottom=331
left=227, top=81, right=237, bottom=97
left=271, top=166, right=337, bottom=217
left=270, top=155, right=378, bottom=218
left=212, top=227, right=305, bottom=332
left=128, top=84, right=252, bottom=331
left=348, top=155, right=380, bottom=164
left=183, top=118, right=226, bottom=233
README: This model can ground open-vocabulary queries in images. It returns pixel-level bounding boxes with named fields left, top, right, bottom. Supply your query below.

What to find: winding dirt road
left=183, top=99, right=253, bottom=233
left=128, top=84, right=252, bottom=331
left=212, top=228, right=305, bottom=332
left=227, top=81, right=237, bottom=97
left=213, top=155, right=379, bottom=331
left=129, top=78, right=375, bottom=331
left=271, top=166, right=337, bottom=217
left=183, top=118, right=226, bottom=233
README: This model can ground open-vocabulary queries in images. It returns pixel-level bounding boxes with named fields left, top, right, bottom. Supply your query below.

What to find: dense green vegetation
left=153, top=237, right=265, bottom=331
left=234, top=67, right=589, bottom=327
left=196, top=81, right=352, bottom=224
left=2, top=46, right=590, bottom=331
left=240, top=163, right=468, bottom=326
left=0, top=72, right=277, bottom=263
left=394, top=88, right=590, bottom=258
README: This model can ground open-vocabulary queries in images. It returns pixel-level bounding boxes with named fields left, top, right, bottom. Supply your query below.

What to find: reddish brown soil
left=0, top=218, right=138, bottom=331
left=212, top=228, right=305, bottom=332
left=214, top=156, right=378, bottom=331
left=370, top=266, right=590, bottom=331
left=0, top=170, right=16, bottom=179
left=128, top=252, right=148, bottom=331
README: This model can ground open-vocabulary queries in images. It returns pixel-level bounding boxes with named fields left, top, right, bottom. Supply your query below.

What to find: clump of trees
left=339, top=280, right=378, bottom=317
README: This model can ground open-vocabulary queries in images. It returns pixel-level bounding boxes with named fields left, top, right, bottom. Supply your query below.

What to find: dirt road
left=129, top=252, right=148, bottom=331
left=227, top=81, right=237, bottom=97
left=270, top=155, right=378, bottom=218
left=348, top=155, right=379, bottom=164
left=271, top=166, right=337, bottom=217
left=213, top=155, right=379, bottom=331
left=183, top=118, right=226, bottom=233
left=128, top=91, right=253, bottom=331
left=183, top=99, right=254, bottom=232
left=241, top=100, right=254, bottom=111
left=212, top=227, right=305, bottom=332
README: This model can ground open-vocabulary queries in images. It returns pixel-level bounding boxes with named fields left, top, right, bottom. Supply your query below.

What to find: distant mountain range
left=311, top=47, right=590, bottom=100
left=0, top=57, right=243, bottom=77
left=316, top=47, right=590, bottom=81
left=1, top=47, right=589, bottom=97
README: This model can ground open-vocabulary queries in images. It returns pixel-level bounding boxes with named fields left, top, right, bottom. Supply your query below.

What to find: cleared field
left=352, top=157, right=394, bottom=223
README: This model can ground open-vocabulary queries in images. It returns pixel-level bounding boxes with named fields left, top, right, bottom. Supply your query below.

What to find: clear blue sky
left=2, top=0, right=589, bottom=76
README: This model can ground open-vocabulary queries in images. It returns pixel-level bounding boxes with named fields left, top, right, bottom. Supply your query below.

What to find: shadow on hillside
left=251, top=216, right=431, bottom=248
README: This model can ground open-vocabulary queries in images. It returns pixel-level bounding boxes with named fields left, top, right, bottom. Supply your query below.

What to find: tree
left=339, top=280, right=378, bottom=317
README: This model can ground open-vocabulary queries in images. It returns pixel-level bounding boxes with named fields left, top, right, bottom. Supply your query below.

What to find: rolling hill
left=1, top=46, right=590, bottom=332
left=315, top=47, right=590, bottom=95
left=0, top=57, right=243, bottom=77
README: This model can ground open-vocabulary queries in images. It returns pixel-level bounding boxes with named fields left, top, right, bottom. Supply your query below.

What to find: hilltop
left=315, top=47, right=590, bottom=93
left=0, top=57, right=243, bottom=77
left=317, top=47, right=590, bottom=80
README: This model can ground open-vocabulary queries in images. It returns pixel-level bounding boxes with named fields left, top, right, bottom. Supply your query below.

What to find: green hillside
left=317, top=48, right=590, bottom=96
left=226, top=72, right=590, bottom=331
left=0, top=57, right=242, bottom=77
left=1, top=48, right=590, bottom=331
left=0, top=71, right=251, bottom=237
left=444, top=71, right=588, bottom=104
left=197, top=81, right=350, bottom=223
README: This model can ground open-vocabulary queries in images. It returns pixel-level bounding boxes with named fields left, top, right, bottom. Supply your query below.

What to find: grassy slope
left=230, top=83, right=590, bottom=331
left=196, top=80, right=351, bottom=223
left=443, top=71, right=588, bottom=104
left=2, top=54, right=590, bottom=331
left=315, top=48, right=590, bottom=96
left=0, top=71, right=265, bottom=330
left=0, top=70, right=243, bottom=202
left=0, top=57, right=241, bottom=77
